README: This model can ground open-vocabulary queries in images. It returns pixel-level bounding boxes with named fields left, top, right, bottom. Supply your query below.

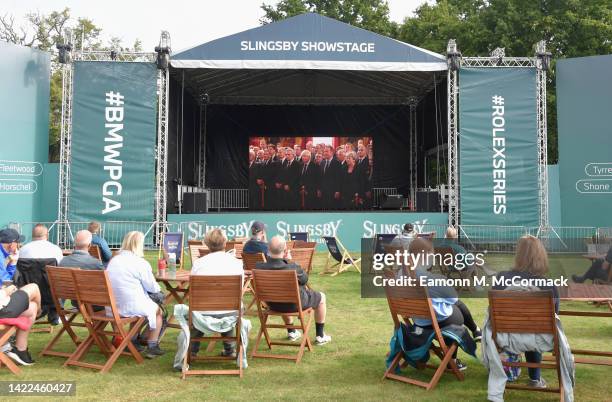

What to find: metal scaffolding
left=408, top=96, right=418, bottom=210
left=446, top=40, right=551, bottom=232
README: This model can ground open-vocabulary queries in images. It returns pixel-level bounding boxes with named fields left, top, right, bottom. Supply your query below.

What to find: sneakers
left=6, top=347, right=34, bottom=366
left=287, top=330, right=302, bottom=341
left=220, top=349, right=237, bottom=358
left=528, top=377, right=548, bottom=388
left=451, top=358, right=467, bottom=371
left=472, top=328, right=482, bottom=342
left=315, top=334, right=331, bottom=345
left=144, top=345, right=166, bottom=359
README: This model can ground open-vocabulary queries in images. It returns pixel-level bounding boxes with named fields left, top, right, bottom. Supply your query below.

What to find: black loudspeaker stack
left=182, top=192, right=208, bottom=213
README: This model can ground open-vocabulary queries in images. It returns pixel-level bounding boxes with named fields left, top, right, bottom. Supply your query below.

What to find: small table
left=155, top=270, right=191, bottom=329
left=558, top=283, right=612, bottom=366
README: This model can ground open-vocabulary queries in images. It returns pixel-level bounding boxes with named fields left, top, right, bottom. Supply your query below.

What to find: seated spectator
left=572, top=244, right=612, bottom=283
left=396, top=238, right=481, bottom=370
left=0, top=228, right=23, bottom=281
left=0, top=282, right=41, bottom=366
left=190, top=228, right=244, bottom=358
left=439, top=226, right=472, bottom=272
left=60, top=230, right=104, bottom=271
left=493, top=235, right=558, bottom=388
left=107, top=231, right=165, bottom=359
left=88, top=221, right=113, bottom=264
left=390, top=223, right=415, bottom=250
left=18, top=224, right=63, bottom=264
left=243, top=221, right=269, bottom=256
left=256, top=235, right=331, bottom=345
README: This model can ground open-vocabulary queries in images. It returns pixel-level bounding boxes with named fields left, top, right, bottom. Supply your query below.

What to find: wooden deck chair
left=225, top=240, right=243, bottom=252
left=289, top=247, right=316, bottom=274
left=0, top=324, right=20, bottom=374
left=293, top=241, right=317, bottom=249
left=251, top=269, right=314, bottom=364
left=188, top=240, right=206, bottom=266
left=65, top=270, right=146, bottom=373
left=488, top=290, right=564, bottom=400
left=383, top=273, right=464, bottom=390
left=183, top=275, right=244, bottom=379
left=241, top=253, right=266, bottom=314
left=88, top=245, right=102, bottom=261
left=41, top=266, right=87, bottom=358
left=321, top=236, right=361, bottom=276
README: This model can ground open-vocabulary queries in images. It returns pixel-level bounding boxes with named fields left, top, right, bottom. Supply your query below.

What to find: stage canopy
left=170, top=13, right=447, bottom=105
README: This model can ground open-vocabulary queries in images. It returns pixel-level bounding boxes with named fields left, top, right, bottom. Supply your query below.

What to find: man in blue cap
left=242, top=221, right=269, bottom=256
left=0, top=228, right=24, bottom=281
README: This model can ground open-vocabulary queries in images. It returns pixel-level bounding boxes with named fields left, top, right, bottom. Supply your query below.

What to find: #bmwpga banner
left=69, top=61, right=158, bottom=222
left=459, top=68, right=539, bottom=226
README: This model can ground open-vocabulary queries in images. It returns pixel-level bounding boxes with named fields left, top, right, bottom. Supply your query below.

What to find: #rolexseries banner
left=69, top=61, right=158, bottom=222
left=459, top=68, right=539, bottom=226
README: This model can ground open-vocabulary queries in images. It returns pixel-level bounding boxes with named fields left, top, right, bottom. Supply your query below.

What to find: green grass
left=6, top=252, right=611, bottom=401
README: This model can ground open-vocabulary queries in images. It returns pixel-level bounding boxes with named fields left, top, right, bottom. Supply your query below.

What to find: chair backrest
left=188, top=275, right=242, bottom=312
left=290, top=248, right=315, bottom=273
left=15, top=258, right=57, bottom=307
left=234, top=243, right=244, bottom=259
left=88, top=245, right=102, bottom=261
left=323, top=236, right=343, bottom=262
left=293, top=241, right=317, bottom=249
left=242, top=252, right=266, bottom=272
left=286, top=241, right=296, bottom=250
left=197, top=247, right=211, bottom=258
left=416, top=232, right=436, bottom=240
left=289, top=232, right=308, bottom=242
left=71, top=270, right=115, bottom=315
left=225, top=240, right=243, bottom=252
left=46, top=266, right=79, bottom=302
left=488, top=290, right=556, bottom=335
left=252, top=269, right=301, bottom=306
left=188, top=240, right=204, bottom=247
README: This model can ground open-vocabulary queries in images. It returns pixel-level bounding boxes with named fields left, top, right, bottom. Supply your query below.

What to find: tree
left=0, top=8, right=143, bottom=161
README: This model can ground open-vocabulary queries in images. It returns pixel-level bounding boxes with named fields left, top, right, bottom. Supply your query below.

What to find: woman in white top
left=106, top=231, right=165, bottom=358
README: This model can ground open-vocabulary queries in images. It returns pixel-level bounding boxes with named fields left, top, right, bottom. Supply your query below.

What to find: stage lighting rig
left=446, top=39, right=461, bottom=71
left=491, top=47, right=505, bottom=66
left=56, top=28, right=73, bottom=64
left=535, top=40, right=552, bottom=71
left=155, top=31, right=171, bottom=70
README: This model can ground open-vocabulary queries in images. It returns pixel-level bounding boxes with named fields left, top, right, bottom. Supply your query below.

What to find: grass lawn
left=6, top=252, right=611, bottom=401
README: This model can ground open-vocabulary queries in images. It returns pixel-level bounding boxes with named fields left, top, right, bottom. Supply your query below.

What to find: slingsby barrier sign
left=458, top=68, right=539, bottom=226
left=558, top=55, right=612, bottom=227
left=168, top=212, right=448, bottom=250
left=69, top=61, right=158, bottom=222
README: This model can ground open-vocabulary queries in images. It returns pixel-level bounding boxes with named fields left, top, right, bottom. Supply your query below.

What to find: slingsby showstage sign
left=240, top=40, right=376, bottom=53
left=69, top=62, right=158, bottom=222
left=459, top=68, right=539, bottom=226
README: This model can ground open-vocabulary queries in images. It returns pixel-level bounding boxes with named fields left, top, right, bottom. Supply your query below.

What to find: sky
left=2, top=0, right=430, bottom=52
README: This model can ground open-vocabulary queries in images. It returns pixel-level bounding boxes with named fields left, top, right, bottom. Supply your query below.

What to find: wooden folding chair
left=225, top=240, right=243, bottom=252
left=65, top=270, right=146, bottom=373
left=383, top=275, right=464, bottom=390
left=321, top=236, right=361, bottom=276
left=289, top=247, right=316, bottom=274
left=183, top=275, right=244, bottom=379
left=88, top=245, right=102, bottom=261
left=188, top=240, right=206, bottom=266
left=488, top=290, right=564, bottom=400
left=242, top=253, right=266, bottom=314
left=233, top=243, right=244, bottom=259
left=293, top=241, right=317, bottom=249
left=40, top=266, right=87, bottom=358
left=0, top=325, right=20, bottom=374
left=251, top=269, right=314, bottom=364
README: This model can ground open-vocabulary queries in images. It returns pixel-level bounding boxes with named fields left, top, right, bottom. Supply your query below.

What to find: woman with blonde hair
left=493, top=235, right=559, bottom=389
left=106, top=231, right=165, bottom=358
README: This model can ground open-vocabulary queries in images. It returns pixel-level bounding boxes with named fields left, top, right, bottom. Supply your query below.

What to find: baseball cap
left=403, top=223, right=414, bottom=233
left=0, top=228, right=25, bottom=243
left=251, top=221, right=267, bottom=235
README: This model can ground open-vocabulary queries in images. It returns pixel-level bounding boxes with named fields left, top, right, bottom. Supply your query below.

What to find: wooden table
left=558, top=283, right=612, bottom=366
left=155, top=270, right=191, bottom=329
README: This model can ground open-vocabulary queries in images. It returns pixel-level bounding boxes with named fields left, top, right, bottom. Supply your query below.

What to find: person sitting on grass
left=88, top=221, right=113, bottom=264
left=572, top=243, right=612, bottom=284
left=190, top=228, right=244, bottom=358
left=0, top=282, right=41, bottom=366
left=243, top=221, right=268, bottom=256
left=493, top=235, right=559, bottom=389
left=106, top=231, right=165, bottom=359
left=255, top=235, right=331, bottom=345
left=396, top=238, right=481, bottom=370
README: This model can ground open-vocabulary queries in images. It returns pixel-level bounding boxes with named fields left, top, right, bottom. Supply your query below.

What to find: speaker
left=183, top=192, right=208, bottom=213
left=416, top=190, right=438, bottom=212
left=380, top=194, right=403, bottom=209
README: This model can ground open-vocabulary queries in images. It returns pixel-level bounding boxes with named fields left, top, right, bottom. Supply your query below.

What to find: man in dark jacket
left=255, top=235, right=331, bottom=345
left=281, top=148, right=300, bottom=209
left=320, top=145, right=342, bottom=210
left=60, top=230, right=104, bottom=271
left=298, top=150, right=321, bottom=209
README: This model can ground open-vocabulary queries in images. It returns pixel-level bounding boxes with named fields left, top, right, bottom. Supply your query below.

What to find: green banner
left=168, top=212, right=448, bottom=250
left=459, top=68, right=539, bottom=226
left=557, top=55, right=612, bottom=227
left=0, top=42, right=50, bottom=227
left=69, top=62, right=158, bottom=222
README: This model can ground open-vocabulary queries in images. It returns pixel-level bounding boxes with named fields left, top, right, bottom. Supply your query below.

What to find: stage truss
left=56, top=32, right=168, bottom=246
left=446, top=40, right=550, bottom=231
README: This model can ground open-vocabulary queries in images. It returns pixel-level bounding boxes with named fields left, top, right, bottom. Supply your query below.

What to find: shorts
left=0, top=290, right=29, bottom=319
left=268, top=289, right=322, bottom=313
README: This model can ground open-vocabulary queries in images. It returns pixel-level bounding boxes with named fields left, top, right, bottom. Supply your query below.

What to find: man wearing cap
left=0, top=228, right=23, bottom=281
left=390, top=223, right=415, bottom=250
left=242, top=221, right=269, bottom=256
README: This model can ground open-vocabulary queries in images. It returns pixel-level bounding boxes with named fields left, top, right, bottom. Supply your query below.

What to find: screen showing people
left=249, top=137, right=373, bottom=210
